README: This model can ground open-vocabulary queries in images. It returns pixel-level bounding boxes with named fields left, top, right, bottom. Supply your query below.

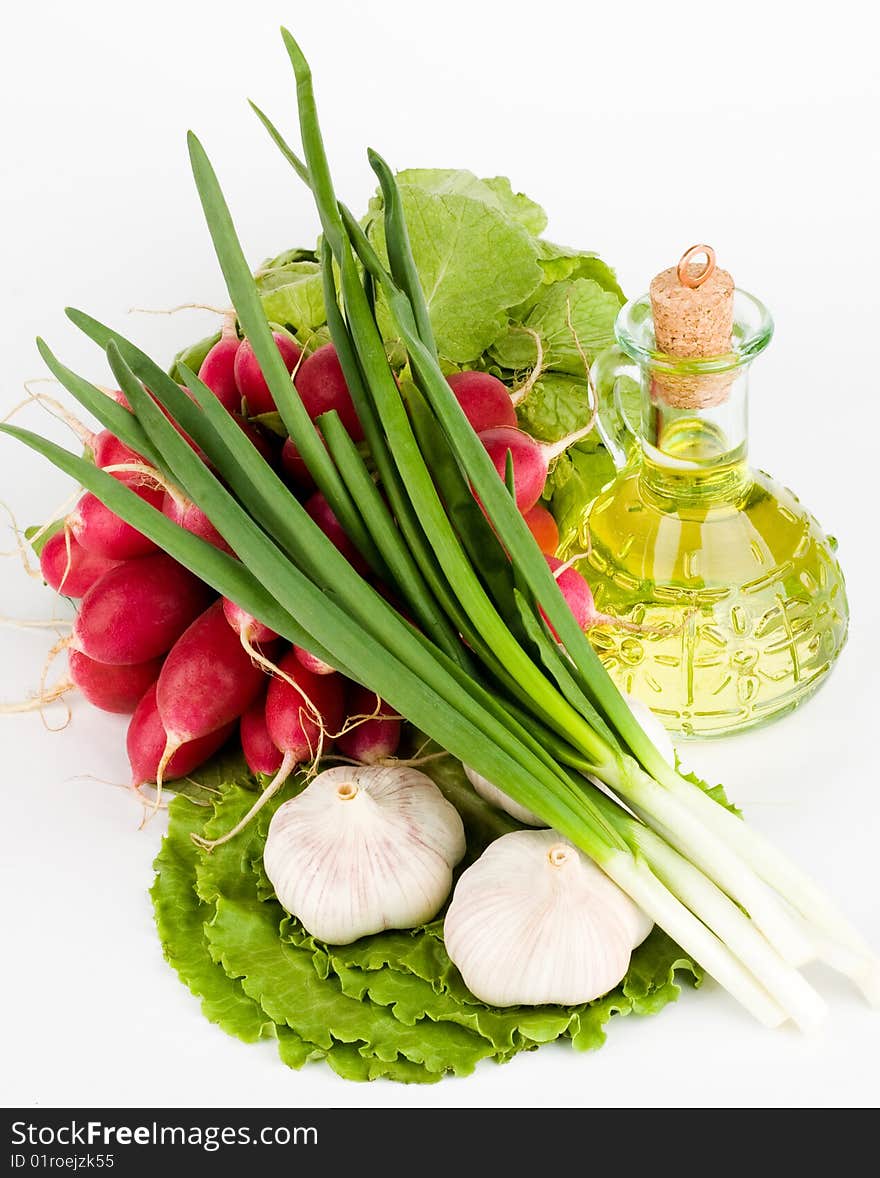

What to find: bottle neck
left=636, top=365, right=750, bottom=507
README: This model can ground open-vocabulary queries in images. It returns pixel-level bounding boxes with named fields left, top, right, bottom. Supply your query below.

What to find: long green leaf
left=317, top=245, right=475, bottom=666
left=368, top=148, right=436, bottom=354
left=248, top=100, right=310, bottom=184
left=35, top=338, right=163, bottom=469
left=85, top=345, right=618, bottom=847
left=184, top=132, right=384, bottom=577
left=316, top=408, right=462, bottom=654
left=0, top=423, right=325, bottom=656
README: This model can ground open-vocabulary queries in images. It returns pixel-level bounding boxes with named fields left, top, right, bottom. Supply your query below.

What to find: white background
left=2, top=0, right=879, bottom=1110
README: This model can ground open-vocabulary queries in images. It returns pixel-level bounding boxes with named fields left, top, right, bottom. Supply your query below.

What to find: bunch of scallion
left=5, top=29, right=877, bottom=1033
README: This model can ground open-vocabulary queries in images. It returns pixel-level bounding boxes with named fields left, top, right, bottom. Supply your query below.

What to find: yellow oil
left=563, top=421, right=849, bottom=737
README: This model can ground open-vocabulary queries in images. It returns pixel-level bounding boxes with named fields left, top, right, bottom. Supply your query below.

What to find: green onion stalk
left=5, top=29, right=877, bottom=1031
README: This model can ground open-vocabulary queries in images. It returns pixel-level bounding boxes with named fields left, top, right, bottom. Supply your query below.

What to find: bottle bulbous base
left=568, top=467, right=849, bottom=738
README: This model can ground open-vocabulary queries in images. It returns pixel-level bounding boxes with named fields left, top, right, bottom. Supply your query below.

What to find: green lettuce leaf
left=491, top=277, right=621, bottom=374
left=371, top=168, right=547, bottom=236
left=151, top=795, right=276, bottom=1044
left=151, top=719, right=700, bottom=1083
left=253, top=259, right=326, bottom=342
left=545, top=439, right=617, bottom=549
left=168, top=332, right=221, bottom=385
left=515, top=373, right=595, bottom=442
left=369, top=183, right=543, bottom=363
left=534, top=239, right=625, bottom=300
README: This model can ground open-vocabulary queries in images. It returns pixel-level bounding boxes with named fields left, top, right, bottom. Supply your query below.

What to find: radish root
left=0, top=615, right=72, bottom=631
left=0, top=382, right=95, bottom=447
left=238, top=634, right=323, bottom=730
left=191, top=749, right=297, bottom=851
left=510, top=329, right=545, bottom=406
left=128, top=302, right=232, bottom=318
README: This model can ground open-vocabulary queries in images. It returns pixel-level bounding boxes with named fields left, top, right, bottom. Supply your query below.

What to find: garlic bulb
left=463, top=764, right=548, bottom=828
left=444, top=829, right=652, bottom=1007
left=264, top=764, right=465, bottom=945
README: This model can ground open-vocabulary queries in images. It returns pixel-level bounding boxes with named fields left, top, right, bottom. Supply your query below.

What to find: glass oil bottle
left=561, top=246, right=849, bottom=737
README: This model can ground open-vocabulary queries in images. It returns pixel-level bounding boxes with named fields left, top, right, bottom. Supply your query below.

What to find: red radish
left=39, top=530, right=121, bottom=597
left=336, top=684, right=401, bottom=763
left=281, top=435, right=325, bottom=491
left=162, top=490, right=233, bottom=554
left=294, top=343, right=363, bottom=441
left=72, top=553, right=213, bottom=665
left=478, top=427, right=546, bottom=511
left=193, top=649, right=346, bottom=850
left=198, top=334, right=241, bottom=414
left=541, top=555, right=596, bottom=638
left=68, top=649, right=162, bottom=714
left=294, top=645, right=336, bottom=676
left=153, top=600, right=269, bottom=794
left=281, top=436, right=315, bottom=489
left=304, top=491, right=369, bottom=575
left=523, top=503, right=559, bottom=555
left=447, top=371, right=517, bottom=434
left=68, top=485, right=165, bottom=560
left=127, top=682, right=234, bottom=788
left=233, top=415, right=276, bottom=465
left=240, top=692, right=283, bottom=777
left=266, top=650, right=345, bottom=762
left=222, top=598, right=278, bottom=644
left=234, top=332, right=302, bottom=416
left=107, top=388, right=131, bottom=410
left=91, top=430, right=149, bottom=483
left=479, top=422, right=597, bottom=513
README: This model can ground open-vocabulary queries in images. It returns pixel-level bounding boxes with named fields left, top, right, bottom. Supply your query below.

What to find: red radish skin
left=107, top=389, right=131, bottom=411
left=336, top=685, right=401, bottom=763
left=478, top=427, right=546, bottom=512
left=153, top=600, right=269, bottom=792
left=162, top=491, right=234, bottom=555
left=479, top=422, right=599, bottom=513
left=447, top=371, right=517, bottom=434
left=233, top=416, right=276, bottom=465
left=39, top=531, right=121, bottom=598
left=68, top=649, right=162, bottom=714
left=222, top=598, right=278, bottom=644
left=69, top=485, right=165, bottom=560
left=193, top=649, right=346, bottom=850
left=523, top=504, right=559, bottom=556
left=304, top=491, right=369, bottom=575
left=294, top=645, right=336, bottom=676
left=127, top=682, right=234, bottom=788
left=266, top=649, right=345, bottom=763
left=234, top=332, right=302, bottom=416
left=541, top=555, right=595, bottom=637
left=198, top=335, right=242, bottom=414
left=240, top=692, right=283, bottom=777
left=294, top=343, right=364, bottom=441
left=72, top=553, right=213, bottom=665
left=281, top=436, right=317, bottom=490
left=91, top=430, right=148, bottom=483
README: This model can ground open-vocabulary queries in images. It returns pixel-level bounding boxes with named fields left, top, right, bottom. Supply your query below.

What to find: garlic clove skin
left=463, top=764, right=548, bottom=828
left=264, top=765, right=466, bottom=945
left=444, top=829, right=649, bottom=1007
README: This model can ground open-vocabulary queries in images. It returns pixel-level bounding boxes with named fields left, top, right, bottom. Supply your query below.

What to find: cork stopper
left=649, top=245, right=735, bottom=407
